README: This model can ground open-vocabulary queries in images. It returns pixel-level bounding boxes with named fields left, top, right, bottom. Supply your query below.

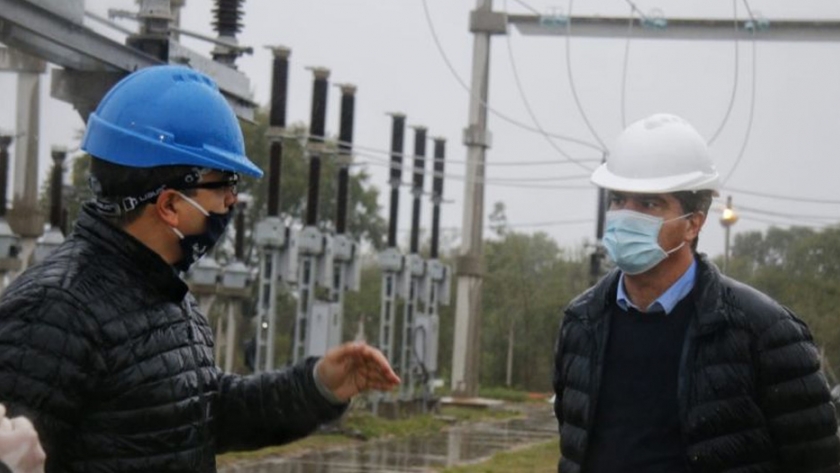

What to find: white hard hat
left=591, top=113, right=720, bottom=194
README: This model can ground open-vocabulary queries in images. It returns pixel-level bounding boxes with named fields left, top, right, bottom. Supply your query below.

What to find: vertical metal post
left=380, top=113, right=405, bottom=367
left=452, top=0, right=497, bottom=397
left=293, top=68, right=329, bottom=363
left=400, top=126, right=427, bottom=399
left=255, top=47, right=290, bottom=373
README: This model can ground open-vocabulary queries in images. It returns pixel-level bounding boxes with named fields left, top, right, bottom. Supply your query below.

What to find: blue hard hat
left=81, top=65, right=263, bottom=178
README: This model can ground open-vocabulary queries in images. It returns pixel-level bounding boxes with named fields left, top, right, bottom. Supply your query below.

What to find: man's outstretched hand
left=0, top=404, right=46, bottom=473
left=316, top=342, right=401, bottom=402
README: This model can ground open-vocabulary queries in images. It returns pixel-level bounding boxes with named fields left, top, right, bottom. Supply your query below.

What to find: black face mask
left=171, top=192, right=233, bottom=273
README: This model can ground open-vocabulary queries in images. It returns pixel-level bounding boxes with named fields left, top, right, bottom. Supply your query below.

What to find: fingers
left=0, top=415, right=46, bottom=473
left=0, top=404, right=5, bottom=420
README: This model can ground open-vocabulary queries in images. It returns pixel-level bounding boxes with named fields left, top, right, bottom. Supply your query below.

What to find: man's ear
left=686, top=211, right=707, bottom=241
left=155, top=189, right=181, bottom=227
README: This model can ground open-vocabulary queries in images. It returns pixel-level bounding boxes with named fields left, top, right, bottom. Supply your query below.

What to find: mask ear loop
left=169, top=191, right=211, bottom=240
left=661, top=212, right=695, bottom=254
left=175, top=191, right=211, bottom=217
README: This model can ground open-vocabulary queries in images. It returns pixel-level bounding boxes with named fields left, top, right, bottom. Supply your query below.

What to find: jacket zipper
left=677, top=316, right=697, bottom=471
left=585, top=312, right=610, bottom=454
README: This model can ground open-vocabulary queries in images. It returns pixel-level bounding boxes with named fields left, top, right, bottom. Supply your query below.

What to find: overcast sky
left=2, top=0, right=840, bottom=259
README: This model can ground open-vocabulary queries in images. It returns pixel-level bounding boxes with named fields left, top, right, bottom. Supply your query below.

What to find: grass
left=438, top=440, right=559, bottom=473
left=216, top=404, right=521, bottom=467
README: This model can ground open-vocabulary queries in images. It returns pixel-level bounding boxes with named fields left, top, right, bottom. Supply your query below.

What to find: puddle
left=220, top=406, right=557, bottom=472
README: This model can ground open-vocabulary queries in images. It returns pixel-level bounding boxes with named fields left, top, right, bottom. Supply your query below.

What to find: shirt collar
left=616, top=259, right=697, bottom=314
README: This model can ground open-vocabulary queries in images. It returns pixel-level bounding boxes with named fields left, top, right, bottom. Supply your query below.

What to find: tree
left=479, top=202, right=590, bottom=391
left=728, top=225, right=840, bottom=381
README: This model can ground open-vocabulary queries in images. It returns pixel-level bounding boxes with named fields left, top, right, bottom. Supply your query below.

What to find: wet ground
left=220, top=404, right=558, bottom=473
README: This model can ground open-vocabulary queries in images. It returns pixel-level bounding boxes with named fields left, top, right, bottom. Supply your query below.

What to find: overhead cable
left=720, top=25, right=757, bottom=186
left=723, top=186, right=840, bottom=205
left=419, top=0, right=606, bottom=153
left=707, top=0, right=741, bottom=145
left=565, top=0, right=609, bottom=150
left=503, top=0, right=598, bottom=172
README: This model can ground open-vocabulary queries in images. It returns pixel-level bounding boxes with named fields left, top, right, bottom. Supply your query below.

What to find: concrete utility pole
left=0, top=47, right=46, bottom=241
left=452, top=4, right=840, bottom=398
left=452, top=0, right=506, bottom=398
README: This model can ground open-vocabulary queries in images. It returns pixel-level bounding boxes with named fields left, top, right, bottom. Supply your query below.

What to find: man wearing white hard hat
left=552, top=114, right=839, bottom=472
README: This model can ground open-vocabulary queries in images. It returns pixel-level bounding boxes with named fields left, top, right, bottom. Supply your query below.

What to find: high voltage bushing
left=212, top=0, right=245, bottom=37
left=386, top=113, right=406, bottom=248
left=336, top=84, right=356, bottom=235
left=267, top=46, right=290, bottom=217
left=431, top=138, right=446, bottom=259
left=305, top=67, right=330, bottom=227
left=409, top=126, right=427, bottom=254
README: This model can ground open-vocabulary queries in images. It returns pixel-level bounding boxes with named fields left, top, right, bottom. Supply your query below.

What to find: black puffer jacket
left=553, top=255, right=840, bottom=473
left=0, top=206, right=346, bottom=473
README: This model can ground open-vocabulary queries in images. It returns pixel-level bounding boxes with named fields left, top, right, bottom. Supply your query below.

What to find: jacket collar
left=566, top=254, right=728, bottom=333
left=74, top=203, right=189, bottom=302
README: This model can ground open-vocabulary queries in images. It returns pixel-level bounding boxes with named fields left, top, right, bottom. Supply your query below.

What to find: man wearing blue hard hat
left=0, top=65, right=399, bottom=472
left=552, top=114, right=839, bottom=472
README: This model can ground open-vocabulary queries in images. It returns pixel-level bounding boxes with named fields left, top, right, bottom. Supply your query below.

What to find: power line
left=358, top=162, right=593, bottom=189
left=721, top=23, right=758, bottom=185
left=566, top=0, right=609, bottom=150
left=419, top=0, right=607, bottom=154
left=283, top=133, right=603, bottom=167
left=723, top=186, right=840, bottom=205
left=510, top=0, right=541, bottom=15
left=707, top=0, right=741, bottom=146
left=620, top=8, right=633, bottom=128
left=503, top=0, right=598, bottom=173
left=735, top=204, right=840, bottom=222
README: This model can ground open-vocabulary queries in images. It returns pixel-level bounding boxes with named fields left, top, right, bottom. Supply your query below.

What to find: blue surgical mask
left=602, top=209, right=692, bottom=275
left=170, top=192, right=233, bottom=272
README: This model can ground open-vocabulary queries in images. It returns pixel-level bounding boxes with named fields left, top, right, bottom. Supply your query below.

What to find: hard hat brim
left=591, top=163, right=719, bottom=195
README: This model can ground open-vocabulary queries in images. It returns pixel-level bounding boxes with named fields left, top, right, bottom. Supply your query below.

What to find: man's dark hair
left=672, top=190, right=714, bottom=251
left=89, top=157, right=198, bottom=227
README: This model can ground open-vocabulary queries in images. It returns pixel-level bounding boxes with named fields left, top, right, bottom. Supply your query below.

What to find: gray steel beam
left=509, top=14, right=840, bottom=42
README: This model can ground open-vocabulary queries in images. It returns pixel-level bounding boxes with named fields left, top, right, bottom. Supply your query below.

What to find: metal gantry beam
left=508, top=14, right=840, bottom=42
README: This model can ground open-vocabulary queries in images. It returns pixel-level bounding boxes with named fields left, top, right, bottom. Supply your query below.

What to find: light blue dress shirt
left=616, top=260, right=697, bottom=314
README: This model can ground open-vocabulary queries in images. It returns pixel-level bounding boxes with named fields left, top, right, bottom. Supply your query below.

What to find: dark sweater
left=585, top=295, right=693, bottom=473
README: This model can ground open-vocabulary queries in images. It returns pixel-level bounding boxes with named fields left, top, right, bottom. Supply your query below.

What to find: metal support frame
left=0, top=0, right=256, bottom=119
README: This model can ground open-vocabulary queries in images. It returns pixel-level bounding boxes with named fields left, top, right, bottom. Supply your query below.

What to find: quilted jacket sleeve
left=756, top=308, right=840, bottom=473
left=0, top=286, right=100, bottom=469
left=214, top=357, right=347, bottom=453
